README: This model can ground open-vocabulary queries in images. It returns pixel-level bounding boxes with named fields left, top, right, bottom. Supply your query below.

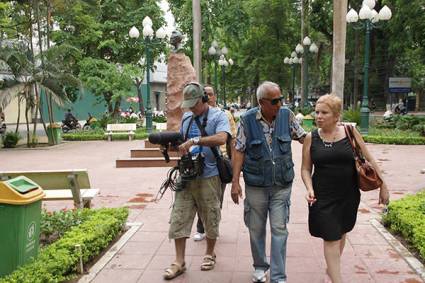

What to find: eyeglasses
left=262, top=96, right=284, bottom=105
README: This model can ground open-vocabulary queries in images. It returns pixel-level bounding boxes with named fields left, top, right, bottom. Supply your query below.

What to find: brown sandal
left=163, top=262, right=186, bottom=280
left=200, top=254, right=216, bottom=271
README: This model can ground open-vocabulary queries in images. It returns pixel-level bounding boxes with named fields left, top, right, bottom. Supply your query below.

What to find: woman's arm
left=301, top=133, right=316, bottom=205
left=352, top=127, right=390, bottom=205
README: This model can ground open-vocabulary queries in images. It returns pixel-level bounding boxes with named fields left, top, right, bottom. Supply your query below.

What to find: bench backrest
left=0, top=169, right=91, bottom=190
left=107, top=123, right=136, bottom=132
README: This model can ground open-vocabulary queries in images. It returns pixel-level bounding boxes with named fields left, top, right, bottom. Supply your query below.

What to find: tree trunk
left=25, top=90, right=31, bottom=147
left=331, top=0, right=348, bottom=104
left=15, top=96, right=23, bottom=134
left=192, top=0, right=202, bottom=81
left=113, top=98, right=122, bottom=117
left=135, top=78, right=145, bottom=115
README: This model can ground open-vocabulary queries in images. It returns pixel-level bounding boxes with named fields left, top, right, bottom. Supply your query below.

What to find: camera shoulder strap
left=194, top=109, right=221, bottom=159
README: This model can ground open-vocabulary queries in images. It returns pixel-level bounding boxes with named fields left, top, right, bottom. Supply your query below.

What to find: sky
left=159, top=0, right=176, bottom=36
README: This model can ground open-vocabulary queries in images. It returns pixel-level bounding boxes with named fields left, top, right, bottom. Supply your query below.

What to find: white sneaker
left=277, top=280, right=287, bottom=283
left=252, top=269, right=267, bottom=283
left=193, top=232, right=205, bottom=241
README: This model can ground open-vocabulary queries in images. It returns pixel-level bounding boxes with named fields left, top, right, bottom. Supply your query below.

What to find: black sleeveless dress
left=308, top=129, right=360, bottom=241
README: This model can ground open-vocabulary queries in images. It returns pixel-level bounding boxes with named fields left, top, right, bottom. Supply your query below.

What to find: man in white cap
left=164, top=82, right=231, bottom=280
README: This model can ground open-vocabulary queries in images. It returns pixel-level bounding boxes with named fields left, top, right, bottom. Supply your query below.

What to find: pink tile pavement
left=1, top=140, right=424, bottom=282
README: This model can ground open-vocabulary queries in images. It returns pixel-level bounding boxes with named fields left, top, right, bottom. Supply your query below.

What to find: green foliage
left=342, top=107, right=361, bottom=125
left=152, top=114, right=167, bottom=123
left=364, top=126, right=425, bottom=145
left=2, top=131, right=21, bottom=148
left=412, top=124, right=425, bottom=137
left=120, top=116, right=138, bottom=124
left=0, top=208, right=129, bottom=283
left=62, top=128, right=148, bottom=141
left=374, top=115, right=425, bottom=135
left=363, top=135, right=425, bottom=145
left=296, top=106, right=314, bottom=116
left=383, top=190, right=425, bottom=261
left=41, top=209, right=93, bottom=245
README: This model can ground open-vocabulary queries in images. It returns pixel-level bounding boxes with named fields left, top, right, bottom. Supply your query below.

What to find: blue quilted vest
left=241, top=107, right=294, bottom=187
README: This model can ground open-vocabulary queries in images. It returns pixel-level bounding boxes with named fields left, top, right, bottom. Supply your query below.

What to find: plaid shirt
left=235, top=107, right=306, bottom=152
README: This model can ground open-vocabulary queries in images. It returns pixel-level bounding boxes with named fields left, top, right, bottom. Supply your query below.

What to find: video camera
left=148, top=131, right=183, bottom=162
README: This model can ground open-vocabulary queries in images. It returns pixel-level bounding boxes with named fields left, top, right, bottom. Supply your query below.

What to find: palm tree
left=0, top=44, right=81, bottom=146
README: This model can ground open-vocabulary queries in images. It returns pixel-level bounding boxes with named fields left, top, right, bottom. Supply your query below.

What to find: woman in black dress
left=301, top=94, right=389, bottom=283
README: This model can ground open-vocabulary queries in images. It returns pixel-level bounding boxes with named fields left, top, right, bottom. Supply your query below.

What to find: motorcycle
left=83, top=113, right=97, bottom=130
left=393, top=102, right=407, bottom=115
left=0, top=120, right=6, bottom=135
left=61, top=118, right=81, bottom=133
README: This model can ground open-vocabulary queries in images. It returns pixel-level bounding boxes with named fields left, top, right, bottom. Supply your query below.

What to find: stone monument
left=166, top=30, right=196, bottom=131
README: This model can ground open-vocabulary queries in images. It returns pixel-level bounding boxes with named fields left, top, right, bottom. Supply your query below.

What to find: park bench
left=0, top=169, right=99, bottom=208
left=105, top=123, right=136, bottom=141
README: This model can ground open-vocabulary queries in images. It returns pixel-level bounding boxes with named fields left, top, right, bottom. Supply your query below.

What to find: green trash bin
left=47, top=124, right=62, bottom=145
left=303, top=114, right=314, bottom=128
left=0, top=176, right=45, bottom=277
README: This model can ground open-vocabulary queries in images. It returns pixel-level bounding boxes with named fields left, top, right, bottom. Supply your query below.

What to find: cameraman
left=164, top=82, right=231, bottom=280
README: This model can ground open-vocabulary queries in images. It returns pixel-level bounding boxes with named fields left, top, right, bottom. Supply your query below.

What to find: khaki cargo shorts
left=168, top=175, right=221, bottom=240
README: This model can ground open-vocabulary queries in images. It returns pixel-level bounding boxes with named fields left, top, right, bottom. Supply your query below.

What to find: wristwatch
left=191, top=136, right=201, bottom=145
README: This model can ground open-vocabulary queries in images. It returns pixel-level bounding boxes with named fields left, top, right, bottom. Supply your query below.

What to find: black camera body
left=148, top=131, right=204, bottom=191
left=176, top=152, right=204, bottom=191
left=148, top=131, right=183, bottom=162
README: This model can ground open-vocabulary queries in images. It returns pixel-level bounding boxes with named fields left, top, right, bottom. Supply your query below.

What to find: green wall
left=40, top=85, right=148, bottom=122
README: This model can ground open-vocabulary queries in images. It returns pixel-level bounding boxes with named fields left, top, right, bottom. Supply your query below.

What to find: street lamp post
left=346, top=0, right=392, bottom=135
left=284, top=51, right=301, bottom=103
left=129, top=16, right=166, bottom=133
left=218, top=54, right=233, bottom=108
left=296, top=37, right=319, bottom=107
left=208, top=41, right=221, bottom=98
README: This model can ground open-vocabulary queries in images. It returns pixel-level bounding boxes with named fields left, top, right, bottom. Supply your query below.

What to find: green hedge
left=382, top=191, right=425, bottom=261
left=363, top=135, right=425, bottom=145
left=0, top=208, right=129, bottom=283
left=62, top=129, right=148, bottom=141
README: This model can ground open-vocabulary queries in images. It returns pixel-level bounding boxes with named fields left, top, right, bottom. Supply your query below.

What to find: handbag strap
left=343, top=124, right=363, bottom=160
left=193, top=113, right=221, bottom=159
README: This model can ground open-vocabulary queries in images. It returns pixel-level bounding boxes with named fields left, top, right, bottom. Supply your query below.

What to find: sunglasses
left=262, top=96, right=284, bottom=105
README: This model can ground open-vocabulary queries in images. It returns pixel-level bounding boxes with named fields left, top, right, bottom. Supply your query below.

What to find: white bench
left=154, top=122, right=167, bottom=131
left=105, top=123, right=136, bottom=141
left=0, top=169, right=99, bottom=208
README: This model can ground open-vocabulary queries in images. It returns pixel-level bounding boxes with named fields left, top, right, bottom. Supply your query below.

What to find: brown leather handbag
left=344, top=125, right=383, bottom=191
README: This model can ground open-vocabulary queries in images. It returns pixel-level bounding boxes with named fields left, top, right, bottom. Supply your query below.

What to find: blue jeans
left=244, top=184, right=292, bottom=283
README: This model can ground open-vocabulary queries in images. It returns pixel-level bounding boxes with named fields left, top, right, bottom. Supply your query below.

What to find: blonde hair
left=316, top=94, right=342, bottom=118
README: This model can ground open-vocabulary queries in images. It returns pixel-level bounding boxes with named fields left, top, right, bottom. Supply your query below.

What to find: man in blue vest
left=163, top=82, right=231, bottom=280
left=231, top=81, right=306, bottom=283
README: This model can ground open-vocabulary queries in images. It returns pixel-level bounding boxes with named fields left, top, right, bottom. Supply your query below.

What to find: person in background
left=192, top=85, right=237, bottom=241
left=301, top=94, right=390, bottom=283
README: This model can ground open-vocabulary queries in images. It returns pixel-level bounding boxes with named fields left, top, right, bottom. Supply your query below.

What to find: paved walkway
left=1, top=141, right=424, bottom=283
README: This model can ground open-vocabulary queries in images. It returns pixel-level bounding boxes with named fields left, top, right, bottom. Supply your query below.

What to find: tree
left=50, top=0, right=167, bottom=114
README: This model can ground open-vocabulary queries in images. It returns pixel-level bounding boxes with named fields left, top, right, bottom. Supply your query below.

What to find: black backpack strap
left=194, top=116, right=221, bottom=159
left=183, top=115, right=194, bottom=141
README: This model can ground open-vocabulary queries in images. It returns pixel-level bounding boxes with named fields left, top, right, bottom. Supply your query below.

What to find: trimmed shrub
left=383, top=191, right=425, bottom=261
left=62, top=128, right=148, bottom=141
left=342, top=107, right=361, bottom=125
left=2, top=131, right=21, bottom=148
left=363, top=135, right=425, bottom=145
left=0, top=208, right=128, bottom=283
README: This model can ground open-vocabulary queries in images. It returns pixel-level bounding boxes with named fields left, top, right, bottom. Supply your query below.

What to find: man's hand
left=178, top=140, right=193, bottom=156
left=231, top=181, right=243, bottom=204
